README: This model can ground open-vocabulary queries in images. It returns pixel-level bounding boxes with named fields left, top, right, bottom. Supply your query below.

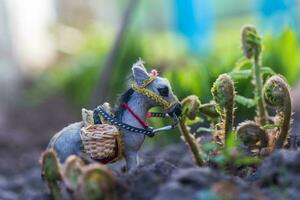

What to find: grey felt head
left=132, top=59, right=150, bottom=85
left=131, top=59, right=178, bottom=111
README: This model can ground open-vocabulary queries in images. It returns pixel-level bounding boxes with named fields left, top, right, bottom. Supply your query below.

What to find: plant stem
left=178, top=118, right=203, bottom=166
left=254, top=54, right=267, bottom=126
left=224, top=107, right=233, bottom=146
left=275, top=94, right=292, bottom=149
left=48, top=182, right=63, bottom=200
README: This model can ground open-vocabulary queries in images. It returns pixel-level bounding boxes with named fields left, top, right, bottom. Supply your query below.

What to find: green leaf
left=196, top=127, right=213, bottom=134
left=185, top=116, right=204, bottom=126
left=262, top=124, right=281, bottom=129
left=229, top=69, right=252, bottom=80
left=261, top=67, right=276, bottom=76
left=235, top=57, right=252, bottom=70
left=235, top=95, right=256, bottom=108
left=225, top=131, right=237, bottom=150
left=235, top=155, right=261, bottom=166
left=211, top=154, right=226, bottom=165
left=198, top=103, right=219, bottom=119
left=202, top=142, right=217, bottom=152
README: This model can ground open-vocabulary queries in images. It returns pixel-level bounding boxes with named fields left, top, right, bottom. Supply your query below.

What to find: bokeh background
left=1, top=0, right=300, bottom=197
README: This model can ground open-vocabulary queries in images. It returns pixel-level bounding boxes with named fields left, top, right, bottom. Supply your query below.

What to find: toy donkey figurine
left=47, top=60, right=182, bottom=171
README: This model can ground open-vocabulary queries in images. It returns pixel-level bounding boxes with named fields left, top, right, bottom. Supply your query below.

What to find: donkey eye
left=158, top=86, right=169, bottom=97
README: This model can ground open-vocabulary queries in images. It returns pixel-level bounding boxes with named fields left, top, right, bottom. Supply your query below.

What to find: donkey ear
left=132, top=59, right=149, bottom=85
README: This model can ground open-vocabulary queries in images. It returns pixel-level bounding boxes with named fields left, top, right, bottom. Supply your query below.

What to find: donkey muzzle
left=168, top=103, right=182, bottom=118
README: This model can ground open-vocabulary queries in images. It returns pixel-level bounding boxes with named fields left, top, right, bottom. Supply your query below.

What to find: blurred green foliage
left=27, top=27, right=300, bottom=124
left=263, top=28, right=300, bottom=84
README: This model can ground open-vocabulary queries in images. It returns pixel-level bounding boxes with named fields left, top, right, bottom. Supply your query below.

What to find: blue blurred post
left=173, top=0, right=214, bottom=54
left=256, top=0, right=297, bottom=33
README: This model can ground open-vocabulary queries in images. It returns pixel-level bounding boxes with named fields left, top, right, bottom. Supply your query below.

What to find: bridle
left=131, top=75, right=178, bottom=111
left=93, top=74, right=180, bottom=137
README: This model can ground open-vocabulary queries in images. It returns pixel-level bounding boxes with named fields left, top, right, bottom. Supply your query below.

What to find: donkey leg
left=125, top=150, right=139, bottom=172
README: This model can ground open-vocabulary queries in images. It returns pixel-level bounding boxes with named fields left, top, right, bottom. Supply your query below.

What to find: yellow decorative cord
left=132, top=83, right=178, bottom=111
left=139, top=75, right=156, bottom=88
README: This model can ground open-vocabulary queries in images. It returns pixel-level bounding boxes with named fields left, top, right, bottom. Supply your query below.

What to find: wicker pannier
left=80, top=124, right=124, bottom=164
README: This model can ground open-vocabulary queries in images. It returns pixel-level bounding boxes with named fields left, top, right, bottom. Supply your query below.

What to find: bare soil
left=1, top=95, right=300, bottom=200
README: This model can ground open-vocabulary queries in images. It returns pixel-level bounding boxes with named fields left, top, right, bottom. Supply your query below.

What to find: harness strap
left=146, top=112, right=168, bottom=118
left=94, top=106, right=155, bottom=137
left=122, top=103, right=148, bottom=128
left=93, top=110, right=102, bottom=124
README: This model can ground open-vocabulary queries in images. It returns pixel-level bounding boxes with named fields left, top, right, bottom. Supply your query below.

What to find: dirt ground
left=0, top=96, right=79, bottom=200
left=1, top=95, right=300, bottom=200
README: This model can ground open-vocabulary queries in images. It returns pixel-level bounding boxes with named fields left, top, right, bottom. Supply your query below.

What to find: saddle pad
left=80, top=124, right=124, bottom=164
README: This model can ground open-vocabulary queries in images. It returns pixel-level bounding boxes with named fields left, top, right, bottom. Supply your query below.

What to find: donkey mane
left=114, top=88, right=134, bottom=120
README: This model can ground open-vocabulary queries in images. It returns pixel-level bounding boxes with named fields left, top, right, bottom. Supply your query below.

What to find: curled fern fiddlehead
left=263, top=75, right=292, bottom=149
left=40, top=149, right=63, bottom=200
left=63, top=155, right=84, bottom=191
left=181, top=95, right=201, bottom=120
left=211, top=74, right=235, bottom=145
left=241, top=25, right=267, bottom=126
left=241, top=25, right=261, bottom=59
left=75, top=164, right=116, bottom=200
left=237, top=120, right=268, bottom=150
left=179, top=95, right=204, bottom=166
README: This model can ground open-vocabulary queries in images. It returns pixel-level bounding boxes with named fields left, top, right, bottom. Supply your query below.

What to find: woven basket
left=80, top=124, right=124, bottom=164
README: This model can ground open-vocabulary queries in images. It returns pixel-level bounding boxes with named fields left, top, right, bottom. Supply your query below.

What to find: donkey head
left=132, top=59, right=182, bottom=118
